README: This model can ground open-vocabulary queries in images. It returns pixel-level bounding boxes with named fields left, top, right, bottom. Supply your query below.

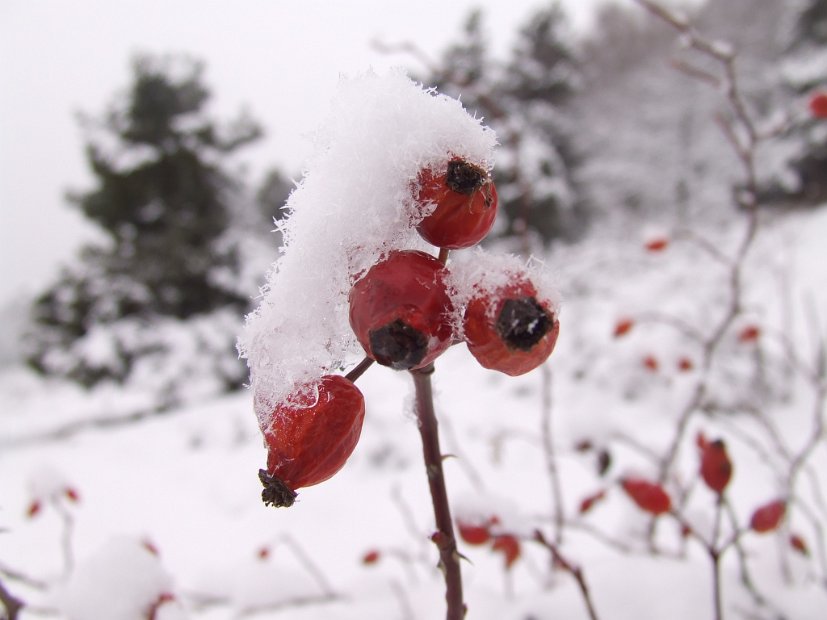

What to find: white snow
left=54, top=536, right=182, bottom=620
left=3, top=44, right=827, bottom=620
left=2, top=204, right=827, bottom=619
left=238, top=70, right=498, bottom=423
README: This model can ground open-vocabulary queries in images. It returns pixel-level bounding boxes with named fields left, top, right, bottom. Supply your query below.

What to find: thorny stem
left=410, top=364, right=465, bottom=620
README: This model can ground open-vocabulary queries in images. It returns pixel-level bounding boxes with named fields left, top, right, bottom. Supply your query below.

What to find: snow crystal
left=238, top=70, right=497, bottom=422
left=446, top=249, right=562, bottom=333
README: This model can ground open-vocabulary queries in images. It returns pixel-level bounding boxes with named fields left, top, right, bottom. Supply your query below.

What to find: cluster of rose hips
left=258, top=157, right=560, bottom=508
left=456, top=514, right=522, bottom=570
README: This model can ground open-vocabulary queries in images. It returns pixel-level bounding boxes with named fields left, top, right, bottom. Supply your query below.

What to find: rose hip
left=349, top=250, right=454, bottom=370
left=259, top=375, right=365, bottom=508
left=463, top=279, right=559, bottom=376
left=415, top=158, right=498, bottom=249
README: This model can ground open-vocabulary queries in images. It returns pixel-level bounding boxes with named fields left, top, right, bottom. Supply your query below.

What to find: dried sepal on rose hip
left=349, top=250, right=454, bottom=370
left=414, top=157, right=498, bottom=249
left=258, top=375, right=365, bottom=508
left=463, top=278, right=559, bottom=376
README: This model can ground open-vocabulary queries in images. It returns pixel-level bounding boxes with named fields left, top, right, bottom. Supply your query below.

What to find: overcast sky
left=0, top=0, right=620, bottom=305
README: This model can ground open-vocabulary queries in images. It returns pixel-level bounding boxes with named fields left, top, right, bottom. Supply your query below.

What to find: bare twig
left=0, top=564, right=47, bottom=592
left=437, top=412, right=486, bottom=493
left=279, top=534, right=337, bottom=597
left=539, top=365, right=566, bottom=545
left=0, top=578, right=23, bottom=620
left=533, top=530, right=601, bottom=620
left=345, top=356, right=374, bottom=383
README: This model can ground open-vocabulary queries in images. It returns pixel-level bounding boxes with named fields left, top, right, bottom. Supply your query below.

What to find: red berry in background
left=457, top=519, right=493, bottom=546
left=491, top=534, right=521, bottom=569
left=789, top=533, right=809, bottom=556
left=415, top=158, right=498, bottom=249
left=578, top=489, right=607, bottom=514
left=750, top=499, right=786, bottom=533
left=613, top=317, right=635, bottom=338
left=699, top=438, right=733, bottom=495
left=362, top=549, right=381, bottom=565
left=148, top=592, right=176, bottom=620
left=621, top=477, right=671, bottom=515
left=25, top=500, right=42, bottom=519
left=463, top=279, right=559, bottom=376
left=64, top=487, right=80, bottom=503
left=644, top=236, right=669, bottom=252
left=259, top=375, right=365, bottom=508
left=642, top=355, right=659, bottom=372
left=349, top=250, right=454, bottom=370
left=809, top=92, right=827, bottom=118
left=142, top=539, right=160, bottom=556
left=677, top=356, right=694, bottom=372
left=738, top=324, right=761, bottom=343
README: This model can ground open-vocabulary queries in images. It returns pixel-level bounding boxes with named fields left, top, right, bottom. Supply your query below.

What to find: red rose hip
left=259, top=375, right=365, bottom=508
left=809, top=92, right=827, bottom=119
left=463, top=279, right=559, bottom=376
left=349, top=250, right=454, bottom=370
left=415, top=158, right=498, bottom=249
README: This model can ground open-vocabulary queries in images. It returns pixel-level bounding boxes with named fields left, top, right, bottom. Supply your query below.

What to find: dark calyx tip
left=446, top=159, right=486, bottom=195
left=369, top=319, right=428, bottom=370
left=496, top=297, right=553, bottom=351
left=259, top=468, right=297, bottom=508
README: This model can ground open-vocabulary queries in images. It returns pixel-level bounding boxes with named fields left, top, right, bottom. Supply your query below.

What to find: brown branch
left=279, top=534, right=337, bottom=597
left=533, top=530, right=601, bottom=620
left=0, top=578, right=23, bottom=620
left=410, top=365, right=465, bottom=620
left=670, top=58, right=721, bottom=88
left=345, top=356, right=374, bottom=383
left=0, top=564, right=47, bottom=592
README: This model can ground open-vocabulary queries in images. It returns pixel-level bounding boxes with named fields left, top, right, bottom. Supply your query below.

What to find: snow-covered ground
left=2, top=200, right=826, bottom=619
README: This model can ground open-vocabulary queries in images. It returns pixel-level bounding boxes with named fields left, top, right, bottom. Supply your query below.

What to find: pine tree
left=496, top=3, right=587, bottom=244
left=763, top=0, right=827, bottom=205
left=426, top=4, right=587, bottom=246
left=26, top=54, right=262, bottom=388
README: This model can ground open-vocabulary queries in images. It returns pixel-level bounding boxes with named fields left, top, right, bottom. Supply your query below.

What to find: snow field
left=2, top=205, right=827, bottom=618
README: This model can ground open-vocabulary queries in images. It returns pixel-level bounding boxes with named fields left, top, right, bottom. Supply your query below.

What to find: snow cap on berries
left=445, top=248, right=561, bottom=334
left=238, top=70, right=497, bottom=423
